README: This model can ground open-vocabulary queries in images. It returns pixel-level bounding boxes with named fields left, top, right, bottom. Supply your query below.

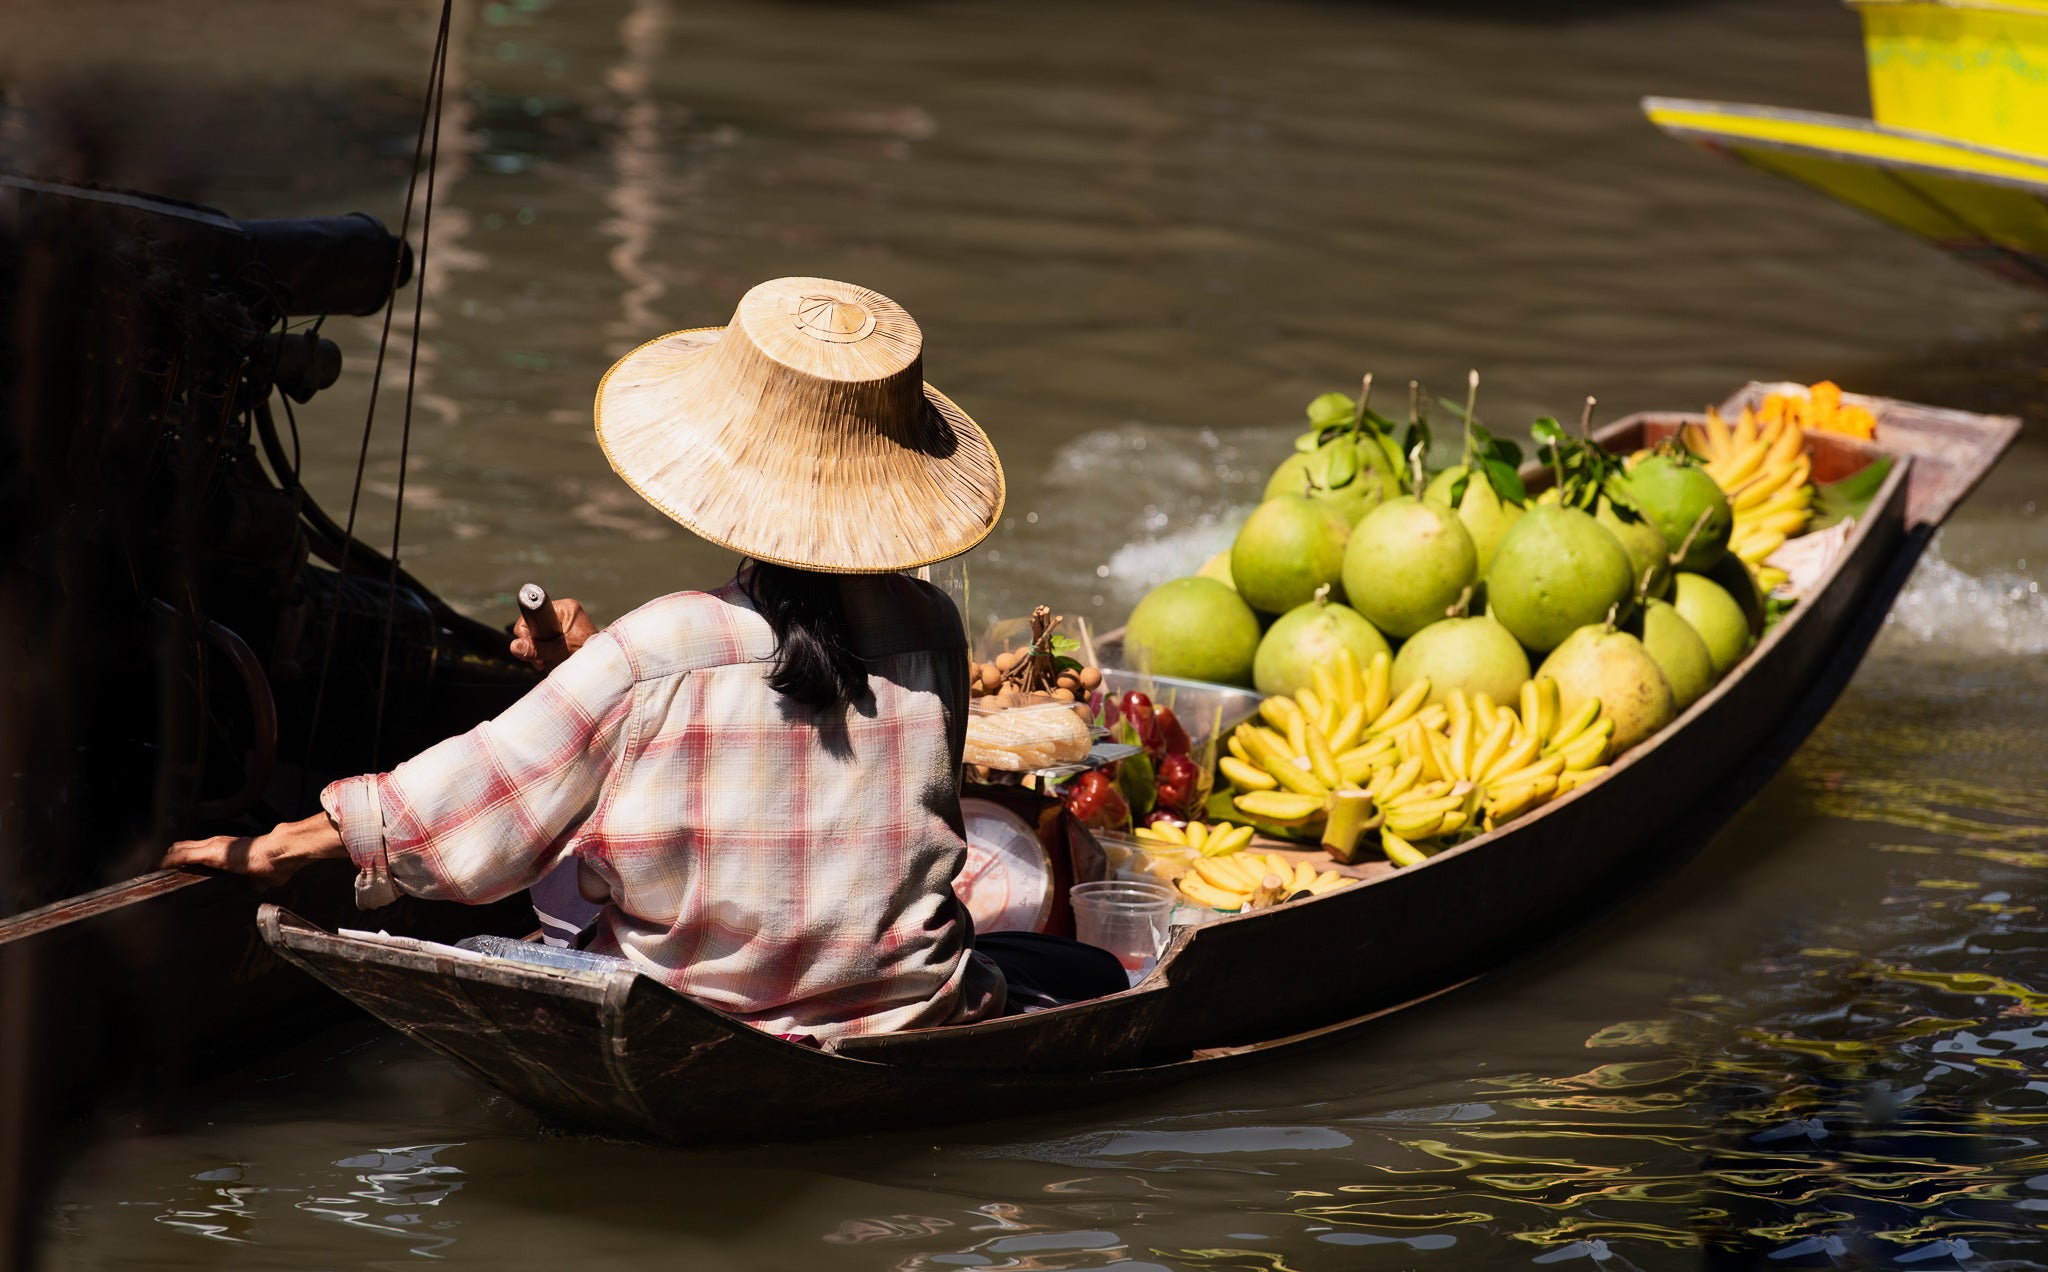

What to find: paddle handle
left=518, top=582, right=570, bottom=671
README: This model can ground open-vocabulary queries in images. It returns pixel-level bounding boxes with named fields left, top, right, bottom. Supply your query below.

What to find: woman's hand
left=160, top=811, right=348, bottom=887
left=510, top=597, right=598, bottom=671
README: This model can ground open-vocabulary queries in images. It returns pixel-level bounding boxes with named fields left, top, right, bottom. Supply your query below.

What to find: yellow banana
left=1290, top=861, right=1319, bottom=894
left=1470, top=715, right=1513, bottom=784
left=1364, top=651, right=1392, bottom=721
left=1259, top=696, right=1300, bottom=733
left=1488, top=753, right=1568, bottom=788
left=1753, top=507, right=1810, bottom=537
left=1377, top=754, right=1424, bottom=802
left=1368, top=678, right=1429, bottom=734
left=1417, top=703, right=1450, bottom=732
left=1227, top=734, right=1253, bottom=765
left=1178, top=873, right=1246, bottom=910
left=1446, top=709, right=1474, bottom=781
left=1548, top=698, right=1602, bottom=749
left=1702, top=409, right=1732, bottom=461
left=1295, top=687, right=1326, bottom=730
left=1205, top=824, right=1256, bottom=856
left=1482, top=729, right=1542, bottom=785
left=1304, top=721, right=1342, bottom=788
left=1335, top=647, right=1364, bottom=714
left=1192, top=856, right=1247, bottom=892
left=1238, top=726, right=1327, bottom=798
left=1221, top=756, right=1279, bottom=791
left=1556, top=719, right=1614, bottom=770
left=1327, top=702, right=1367, bottom=754
left=1183, top=820, right=1208, bottom=851
left=1236, top=790, right=1325, bottom=822
left=1311, top=665, right=1339, bottom=715
left=1558, top=765, right=1609, bottom=794
left=1382, top=829, right=1429, bottom=868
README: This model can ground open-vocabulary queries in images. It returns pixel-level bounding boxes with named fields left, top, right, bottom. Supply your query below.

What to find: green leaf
left=1809, top=454, right=1895, bottom=531
left=1375, top=431, right=1407, bottom=486
left=1530, top=417, right=1566, bottom=448
left=1117, top=748, right=1157, bottom=818
left=1047, top=633, right=1081, bottom=656
left=1306, top=392, right=1355, bottom=428
left=1360, top=407, right=1403, bottom=440
left=1446, top=471, right=1470, bottom=507
left=1486, top=436, right=1522, bottom=468
left=1050, top=655, right=1084, bottom=674
left=1437, top=396, right=1481, bottom=427
left=1481, top=457, right=1526, bottom=505
left=1293, top=430, right=1321, bottom=454
left=1324, top=439, right=1359, bottom=489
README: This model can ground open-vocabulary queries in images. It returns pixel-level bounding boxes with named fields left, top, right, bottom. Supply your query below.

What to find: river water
left=14, top=0, right=2048, bottom=1266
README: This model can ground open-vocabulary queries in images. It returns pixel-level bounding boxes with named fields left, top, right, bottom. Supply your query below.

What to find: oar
left=518, top=582, right=570, bottom=671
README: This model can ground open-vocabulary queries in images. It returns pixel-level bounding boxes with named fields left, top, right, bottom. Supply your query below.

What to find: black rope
left=372, top=2, right=450, bottom=766
left=300, top=0, right=453, bottom=785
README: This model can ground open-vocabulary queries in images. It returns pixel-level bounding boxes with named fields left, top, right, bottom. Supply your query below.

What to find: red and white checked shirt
left=322, top=569, right=1004, bottom=1038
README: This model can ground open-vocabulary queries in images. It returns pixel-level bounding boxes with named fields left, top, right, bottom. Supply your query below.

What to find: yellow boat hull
left=1643, top=97, right=2048, bottom=289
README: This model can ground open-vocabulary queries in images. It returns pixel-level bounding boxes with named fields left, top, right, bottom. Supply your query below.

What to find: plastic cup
left=1070, top=879, right=1176, bottom=974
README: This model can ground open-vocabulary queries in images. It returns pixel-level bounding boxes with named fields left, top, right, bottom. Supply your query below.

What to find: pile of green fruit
left=1125, top=373, right=1780, bottom=848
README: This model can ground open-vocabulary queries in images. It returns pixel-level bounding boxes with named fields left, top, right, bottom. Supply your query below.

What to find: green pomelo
left=1231, top=494, right=1351, bottom=615
left=1197, top=549, right=1236, bottom=590
left=1253, top=596, right=1392, bottom=698
left=1597, top=494, right=1671, bottom=602
left=1264, top=437, right=1393, bottom=526
left=1424, top=466, right=1526, bottom=578
left=1390, top=615, right=1531, bottom=708
left=1536, top=625, right=1676, bottom=755
left=1616, top=456, right=1731, bottom=572
left=1672, top=572, right=1753, bottom=678
left=1703, top=552, right=1766, bottom=637
left=1339, top=497, right=1478, bottom=640
left=1123, top=577, right=1262, bottom=687
left=1634, top=599, right=1715, bottom=711
left=1486, top=506, right=1636, bottom=654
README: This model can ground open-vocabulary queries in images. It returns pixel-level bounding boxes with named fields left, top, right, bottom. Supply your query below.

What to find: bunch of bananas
left=1132, top=818, right=1256, bottom=857
left=1687, top=404, right=1815, bottom=581
left=1352, top=679, right=1613, bottom=866
left=1215, top=668, right=1615, bottom=868
left=1218, top=647, right=1437, bottom=827
left=1175, top=850, right=1357, bottom=912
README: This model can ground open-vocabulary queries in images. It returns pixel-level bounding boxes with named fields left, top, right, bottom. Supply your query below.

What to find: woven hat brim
left=594, top=327, right=1006, bottom=574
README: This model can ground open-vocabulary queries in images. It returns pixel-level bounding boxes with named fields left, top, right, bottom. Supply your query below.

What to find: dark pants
left=976, top=930, right=1131, bottom=1012
left=529, top=864, right=1129, bottom=1010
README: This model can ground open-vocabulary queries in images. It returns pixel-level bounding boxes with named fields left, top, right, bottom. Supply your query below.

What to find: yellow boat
left=1644, top=1, right=2048, bottom=289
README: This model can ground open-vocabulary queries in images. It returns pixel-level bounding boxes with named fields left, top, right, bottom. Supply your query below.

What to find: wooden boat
left=260, top=386, right=2017, bottom=1145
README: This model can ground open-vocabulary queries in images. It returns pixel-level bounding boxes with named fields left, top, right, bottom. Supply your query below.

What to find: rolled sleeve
left=318, top=630, right=638, bottom=911
left=321, top=774, right=398, bottom=910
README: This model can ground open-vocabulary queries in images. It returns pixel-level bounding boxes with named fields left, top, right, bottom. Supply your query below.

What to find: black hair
left=741, top=560, right=871, bottom=709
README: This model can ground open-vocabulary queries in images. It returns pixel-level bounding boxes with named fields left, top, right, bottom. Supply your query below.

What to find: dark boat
left=259, top=387, right=2016, bottom=1146
left=0, top=176, right=540, bottom=1119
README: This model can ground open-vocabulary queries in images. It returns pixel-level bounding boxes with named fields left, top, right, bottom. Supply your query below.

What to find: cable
left=372, top=0, right=450, bottom=766
left=300, top=0, right=454, bottom=785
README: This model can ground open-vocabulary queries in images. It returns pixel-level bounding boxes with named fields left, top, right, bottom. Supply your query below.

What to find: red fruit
left=1155, top=706, right=1192, bottom=756
left=1120, top=691, right=1160, bottom=751
left=1062, top=770, right=1129, bottom=831
left=1063, top=770, right=1112, bottom=820
left=1155, top=752, right=1198, bottom=815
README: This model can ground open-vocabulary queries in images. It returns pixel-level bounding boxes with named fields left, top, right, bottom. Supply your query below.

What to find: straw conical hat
left=595, top=277, right=1005, bottom=573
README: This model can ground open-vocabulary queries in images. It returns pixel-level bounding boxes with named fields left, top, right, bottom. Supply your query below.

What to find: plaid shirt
left=322, top=569, right=1003, bottom=1038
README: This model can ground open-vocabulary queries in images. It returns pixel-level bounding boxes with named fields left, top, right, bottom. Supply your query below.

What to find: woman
left=163, top=277, right=1101, bottom=1039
